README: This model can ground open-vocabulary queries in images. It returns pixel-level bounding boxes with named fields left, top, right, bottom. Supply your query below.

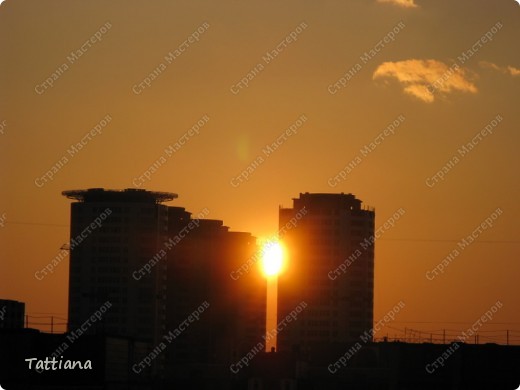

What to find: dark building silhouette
left=62, top=188, right=174, bottom=345
left=278, top=193, right=375, bottom=352
left=62, top=188, right=266, bottom=384
left=243, top=342, right=520, bottom=390
left=164, top=207, right=266, bottom=385
left=2, top=328, right=519, bottom=390
left=0, top=299, right=25, bottom=329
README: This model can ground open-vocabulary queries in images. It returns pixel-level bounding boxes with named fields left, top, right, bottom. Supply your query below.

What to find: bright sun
left=261, top=241, right=284, bottom=277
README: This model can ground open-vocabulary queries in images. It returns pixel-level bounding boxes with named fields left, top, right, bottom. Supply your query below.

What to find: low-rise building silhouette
left=0, top=299, right=25, bottom=330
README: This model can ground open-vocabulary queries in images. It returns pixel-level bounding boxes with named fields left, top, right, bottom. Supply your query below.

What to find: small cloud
left=508, top=66, right=520, bottom=76
left=377, top=0, right=418, bottom=8
left=373, top=59, right=477, bottom=103
left=479, top=61, right=501, bottom=72
left=480, top=61, right=520, bottom=77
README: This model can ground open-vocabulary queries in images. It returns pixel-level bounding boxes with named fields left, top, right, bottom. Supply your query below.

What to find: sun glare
left=261, top=241, right=284, bottom=277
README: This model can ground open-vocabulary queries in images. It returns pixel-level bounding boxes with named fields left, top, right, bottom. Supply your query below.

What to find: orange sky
left=1, top=0, right=519, bottom=343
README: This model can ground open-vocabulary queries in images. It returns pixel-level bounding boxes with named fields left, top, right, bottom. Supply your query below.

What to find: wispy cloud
left=480, top=61, right=520, bottom=77
left=377, top=0, right=418, bottom=8
left=373, top=59, right=477, bottom=103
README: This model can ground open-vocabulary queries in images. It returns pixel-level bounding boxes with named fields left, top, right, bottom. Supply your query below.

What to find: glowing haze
left=0, top=0, right=519, bottom=341
left=261, top=241, right=284, bottom=278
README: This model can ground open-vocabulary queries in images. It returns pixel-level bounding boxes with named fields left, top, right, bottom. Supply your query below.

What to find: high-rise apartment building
left=63, top=188, right=175, bottom=344
left=165, top=208, right=265, bottom=380
left=63, top=188, right=266, bottom=383
left=277, top=193, right=375, bottom=352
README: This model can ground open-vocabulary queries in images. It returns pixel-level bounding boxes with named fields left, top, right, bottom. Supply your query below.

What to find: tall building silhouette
left=63, top=188, right=266, bottom=383
left=63, top=188, right=175, bottom=344
left=277, top=193, right=375, bottom=352
left=165, top=207, right=265, bottom=382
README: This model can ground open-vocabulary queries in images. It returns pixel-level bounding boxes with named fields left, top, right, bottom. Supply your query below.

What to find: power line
left=5, top=221, right=68, bottom=228
left=376, top=324, right=520, bottom=345
left=379, top=238, right=520, bottom=244
left=392, top=321, right=520, bottom=325
left=4, top=221, right=520, bottom=243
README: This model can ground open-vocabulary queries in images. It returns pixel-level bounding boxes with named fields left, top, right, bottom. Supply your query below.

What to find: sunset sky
left=1, top=0, right=519, bottom=342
